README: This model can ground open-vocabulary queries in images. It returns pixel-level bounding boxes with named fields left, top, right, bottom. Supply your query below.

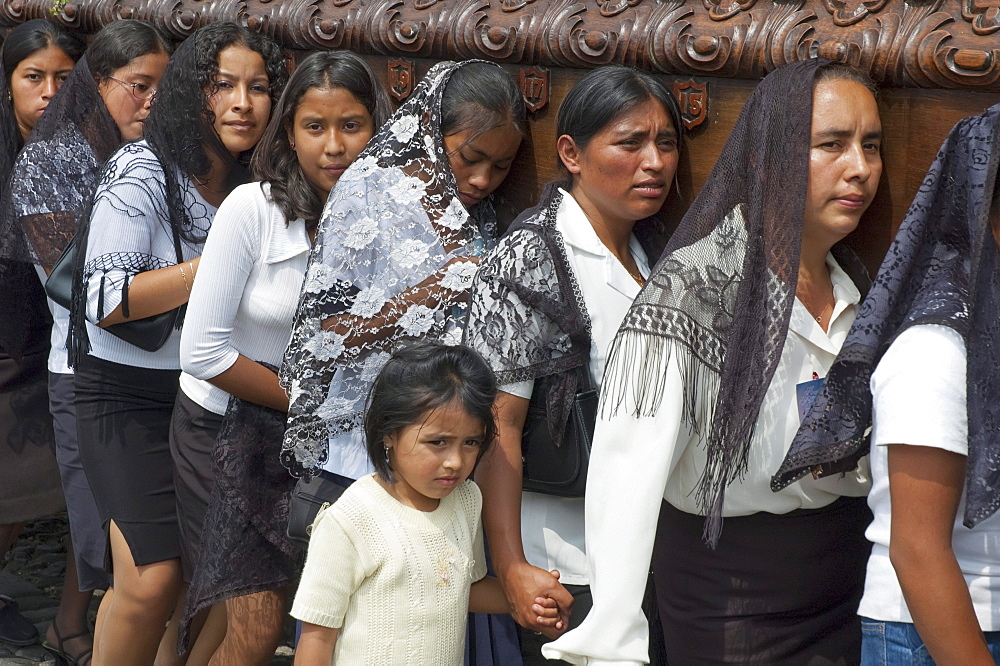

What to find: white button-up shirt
left=500, top=189, right=651, bottom=586
left=544, top=247, right=871, bottom=664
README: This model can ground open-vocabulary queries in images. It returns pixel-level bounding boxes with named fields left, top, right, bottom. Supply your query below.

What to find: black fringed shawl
left=599, top=58, right=871, bottom=546
left=775, top=104, right=1000, bottom=529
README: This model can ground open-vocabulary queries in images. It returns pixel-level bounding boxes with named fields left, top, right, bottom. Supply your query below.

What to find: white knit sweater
left=291, top=474, right=487, bottom=664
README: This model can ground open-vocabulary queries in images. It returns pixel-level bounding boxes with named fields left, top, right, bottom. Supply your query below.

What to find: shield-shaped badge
left=672, top=78, right=709, bottom=131
left=388, top=58, right=414, bottom=102
left=519, top=66, right=549, bottom=113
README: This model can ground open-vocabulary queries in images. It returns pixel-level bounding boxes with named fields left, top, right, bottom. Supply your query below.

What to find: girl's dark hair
left=0, top=20, right=84, bottom=176
left=557, top=65, right=684, bottom=161
left=86, top=20, right=173, bottom=82
left=364, top=343, right=499, bottom=483
left=2, top=19, right=84, bottom=85
left=252, top=50, right=391, bottom=228
left=814, top=61, right=877, bottom=96
left=440, top=61, right=527, bottom=140
left=143, top=22, right=287, bottom=243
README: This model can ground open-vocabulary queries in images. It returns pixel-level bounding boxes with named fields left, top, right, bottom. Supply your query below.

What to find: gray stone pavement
left=1, top=516, right=293, bottom=665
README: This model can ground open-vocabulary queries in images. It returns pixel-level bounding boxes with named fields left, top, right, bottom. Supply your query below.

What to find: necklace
left=624, top=265, right=646, bottom=287
left=192, top=176, right=227, bottom=194
left=798, top=295, right=831, bottom=323
left=569, top=192, right=646, bottom=287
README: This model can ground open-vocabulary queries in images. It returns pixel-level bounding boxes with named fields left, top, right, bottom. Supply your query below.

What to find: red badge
left=672, top=78, right=709, bottom=131
left=519, top=66, right=549, bottom=113
left=388, top=58, right=414, bottom=102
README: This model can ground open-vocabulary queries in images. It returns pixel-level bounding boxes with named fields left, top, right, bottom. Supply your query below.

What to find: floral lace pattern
left=464, top=184, right=593, bottom=445
left=775, top=103, right=1000, bottom=529
left=279, top=61, right=500, bottom=477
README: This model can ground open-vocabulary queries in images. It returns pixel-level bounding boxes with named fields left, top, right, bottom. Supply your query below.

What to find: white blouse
left=544, top=252, right=870, bottom=665
left=83, top=141, right=216, bottom=369
left=860, top=324, right=1000, bottom=631
left=179, top=182, right=310, bottom=415
left=500, top=189, right=650, bottom=587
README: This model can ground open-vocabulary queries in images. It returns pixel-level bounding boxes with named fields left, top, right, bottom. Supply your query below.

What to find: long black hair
left=86, top=19, right=173, bottom=82
left=364, top=343, right=498, bottom=483
left=252, top=50, right=391, bottom=230
left=143, top=22, right=287, bottom=243
left=0, top=19, right=84, bottom=179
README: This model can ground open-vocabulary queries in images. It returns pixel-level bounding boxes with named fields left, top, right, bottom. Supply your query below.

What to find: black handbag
left=287, top=469, right=355, bottom=545
left=45, top=222, right=184, bottom=352
left=520, top=365, right=597, bottom=498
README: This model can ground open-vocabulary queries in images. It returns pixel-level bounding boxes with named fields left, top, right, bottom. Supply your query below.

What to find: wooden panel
left=4, top=1, right=1000, bottom=92
left=4, top=1, right=998, bottom=269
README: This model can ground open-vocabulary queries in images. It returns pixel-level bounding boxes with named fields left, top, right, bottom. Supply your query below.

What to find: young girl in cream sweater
left=292, top=343, right=564, bottom=664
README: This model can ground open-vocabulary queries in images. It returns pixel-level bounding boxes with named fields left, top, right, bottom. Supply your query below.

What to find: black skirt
left=74, top=355, right=181, bottom=570
left=168, top=390, right=223, bottom=582
left=178, top=394, right=301, bottom=654
left=653, top=497, right=871, bottom=665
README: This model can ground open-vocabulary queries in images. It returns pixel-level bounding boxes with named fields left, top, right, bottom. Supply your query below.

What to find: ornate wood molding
left=3, top=0, right=998, bottom=90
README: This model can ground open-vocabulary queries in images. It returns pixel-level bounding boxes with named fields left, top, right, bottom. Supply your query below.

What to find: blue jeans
left=861, top=617, right=1000, bottom=664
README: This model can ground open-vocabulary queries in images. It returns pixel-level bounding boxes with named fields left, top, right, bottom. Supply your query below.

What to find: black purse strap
left=575, top=357, right=594, bottom=393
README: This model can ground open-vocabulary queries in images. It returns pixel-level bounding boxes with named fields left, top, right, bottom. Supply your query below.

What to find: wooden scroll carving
left=2, top=0, right=998, bottom=91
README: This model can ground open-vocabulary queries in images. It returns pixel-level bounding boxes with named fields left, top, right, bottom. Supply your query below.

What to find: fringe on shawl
left=601, top=326, right=765, bottom=546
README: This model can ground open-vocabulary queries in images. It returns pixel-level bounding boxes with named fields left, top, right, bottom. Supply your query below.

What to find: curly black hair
left=143, top=22, right=287, bottom=243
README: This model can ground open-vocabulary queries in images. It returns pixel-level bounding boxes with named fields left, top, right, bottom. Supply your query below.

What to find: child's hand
left=530, top=569, right=570, bottom=631
left=531, top=595, right=564, bottom=630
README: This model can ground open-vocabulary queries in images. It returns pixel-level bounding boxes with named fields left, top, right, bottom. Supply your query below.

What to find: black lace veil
left=601, top=58, right=869, bottom=545
left=774, top=104, right=1000, bottom=528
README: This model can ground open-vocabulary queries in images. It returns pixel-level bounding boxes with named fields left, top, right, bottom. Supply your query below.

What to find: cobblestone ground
left=0, top=516, right=294, bottom=665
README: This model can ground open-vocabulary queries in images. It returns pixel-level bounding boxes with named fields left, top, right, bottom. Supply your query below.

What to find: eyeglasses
left=108, top=77, right=156, bottom=101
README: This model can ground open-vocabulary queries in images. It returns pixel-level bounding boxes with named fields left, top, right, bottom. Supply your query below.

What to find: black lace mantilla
left=599, top=59, right=861, bottom=546
left=775, top=103, right=1000, bottom=529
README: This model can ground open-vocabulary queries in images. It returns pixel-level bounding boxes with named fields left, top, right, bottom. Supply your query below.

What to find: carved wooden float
left=3, top=0, right=999, bottom=268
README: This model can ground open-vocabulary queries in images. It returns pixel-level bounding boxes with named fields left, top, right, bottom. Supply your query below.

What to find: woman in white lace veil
left=279, top=60, right=527, bottom=481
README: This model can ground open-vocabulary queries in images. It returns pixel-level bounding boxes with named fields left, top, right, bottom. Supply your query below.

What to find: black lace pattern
left=179, top=380, right=301, bottom=653
left=464, top=183, right=594, bottom=445
left=78, top=141, right=212, bottom=325
left=775, top=103, right=1000, bottom=529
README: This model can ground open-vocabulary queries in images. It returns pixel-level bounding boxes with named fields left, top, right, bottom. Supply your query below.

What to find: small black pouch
left=286, top=470, right=355, bottom=545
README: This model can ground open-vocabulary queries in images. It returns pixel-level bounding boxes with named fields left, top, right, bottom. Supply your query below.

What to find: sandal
left=41, top=620, right=93, bottom=666
left=0, top=594, right=38, bottom=646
